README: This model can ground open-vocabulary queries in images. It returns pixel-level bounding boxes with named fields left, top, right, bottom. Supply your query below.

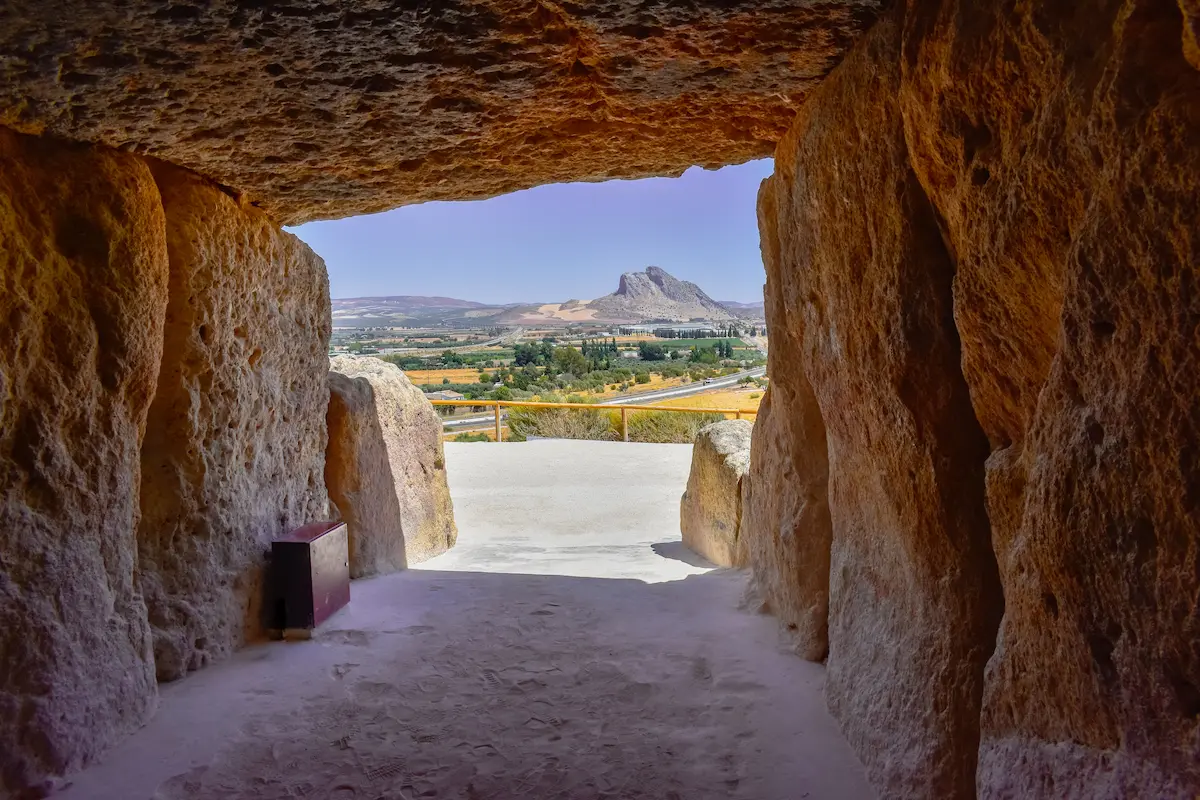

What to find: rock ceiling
left=0, top=0, right=882, bottom=224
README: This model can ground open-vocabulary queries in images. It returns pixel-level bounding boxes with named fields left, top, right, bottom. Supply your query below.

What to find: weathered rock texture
left=0, top=0, right=882, bottom=223
left=898, top=0, right=1200, bottom=795
left=136, top=161, right=331, bottom=682
left=750, top=0, right=1200, bottom=797
left=0, top=129, right=167, bottom=794
left=679, top=419, right=752, bottom=567
left=328, top=357, right=457, bottom=566
left=325, top=371, right=408, bottom=578
left=740, top=187, right=833, bottom=662
left=760, top=13, right=1003, bottom=797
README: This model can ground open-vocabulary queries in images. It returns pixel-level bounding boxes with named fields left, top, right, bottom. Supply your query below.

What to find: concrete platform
left=59, top=441, right=871, bottom=800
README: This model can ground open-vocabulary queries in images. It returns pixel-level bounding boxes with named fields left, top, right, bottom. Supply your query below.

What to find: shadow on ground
left=652, top=540, right=718, bottom=568
left=62, top=568, right=871, bottom=800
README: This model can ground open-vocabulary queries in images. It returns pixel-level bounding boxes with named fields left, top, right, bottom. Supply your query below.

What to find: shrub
left=506, top=395, right=615, bottom=442
left=634, top=372, right=651, bottom=384
left=625, top=411, right=724, bottom=443
left=452, top=432, right=492, bottom=443
left=750, top=393, right=761, bottom=399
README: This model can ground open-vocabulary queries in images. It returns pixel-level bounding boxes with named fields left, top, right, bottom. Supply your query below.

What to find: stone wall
left=752, top=0, right=1200, bottom=796
left=327, top=357, right=457, bottom=568
left=680, top=419, right=753, bottom=567
left=740, top=185, right=833, bottom=662
left=760, top=14, right=1002, bottom=796
left=900, top=0, right=1200, bottom=794
left=0, top=129, right=167, bottom=794
left=325, top=371, right=408, bottom=578
left=135, top=161, right=331, bottom=682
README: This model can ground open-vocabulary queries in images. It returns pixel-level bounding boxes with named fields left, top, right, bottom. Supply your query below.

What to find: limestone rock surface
left=136, top=161, right=331, bottom=682
left=325, top=371, right=408, bottom=578
left=898, top=0, right=1200, bottom=794
left=0, top=0, right=882, bottom=223
left=0, top=129, right=167, bottom=794
left=328, top=357, right=457, bottom=565
left=589, top=266, right=735, bottom=322
left=739, top=187, right=832, bottom=661
left=679, top=419, right=752, bottom=567
left=760, top=13, right=1003, bottom=796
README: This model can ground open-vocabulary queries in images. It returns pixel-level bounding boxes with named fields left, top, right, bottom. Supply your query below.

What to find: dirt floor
left=59, top=441, right=870, bottom=800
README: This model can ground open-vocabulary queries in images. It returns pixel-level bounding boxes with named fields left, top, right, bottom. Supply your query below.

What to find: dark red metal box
left=270, top=521, right=350, bottom=633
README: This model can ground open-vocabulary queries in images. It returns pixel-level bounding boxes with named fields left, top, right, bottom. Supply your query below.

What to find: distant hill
left=716, top=299, right=766, bottom=318
left=330, top=267, right=753, bottom=327
left=586, top=266, right=736, bottom=322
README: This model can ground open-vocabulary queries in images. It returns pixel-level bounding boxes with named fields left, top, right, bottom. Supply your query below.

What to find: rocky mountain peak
left=591, top=267, right=735, bottom=321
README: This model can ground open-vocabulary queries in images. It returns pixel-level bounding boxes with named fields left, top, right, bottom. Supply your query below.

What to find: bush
left=634, top=372, right=651, bottom=384
left=625, top=411, right=724, bottom=443
left=750, top=393, right=761, bottom=399
left=506, top=395, right=615, bottom=442
left=451, top=431, right=492, bottom=443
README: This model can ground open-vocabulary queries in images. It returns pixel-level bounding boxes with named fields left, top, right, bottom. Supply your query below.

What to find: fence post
left=621, top=407, right=629, bottom=442
left=494, top=402, right=502, bottom=442
left=735, top=410, right=742, bottom=420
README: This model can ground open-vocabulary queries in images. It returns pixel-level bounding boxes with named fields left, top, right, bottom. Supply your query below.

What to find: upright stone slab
left=900, top=0, right=1200, bottom=793
left=740, top=181, right=834, bottom=661
left=0, top=129, right=167, bottom=794
left=680, top=419, right=753, bottom=567
left=137, top=161, right=331, bottom=682
left=760, top=14, right=1003, bottom=797
left=328, top=357, right=456, bottom=566
left=325, top=371, right=408, bottom=578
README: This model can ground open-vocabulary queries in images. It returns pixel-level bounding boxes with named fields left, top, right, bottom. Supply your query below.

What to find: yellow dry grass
left=651, top=388, right=763, bottom=418
left=404, top=368, right=481, bottom=384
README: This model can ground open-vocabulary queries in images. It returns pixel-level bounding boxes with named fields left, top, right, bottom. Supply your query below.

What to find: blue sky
left=288, top=158, right=774, bottom=305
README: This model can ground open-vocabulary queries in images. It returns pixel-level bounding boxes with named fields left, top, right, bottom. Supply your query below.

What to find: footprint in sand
left=331, top=662, right=359, bottom=680
left=321, top=630, right=374, bottom=647
left=481, top=669, right=503, bottom=690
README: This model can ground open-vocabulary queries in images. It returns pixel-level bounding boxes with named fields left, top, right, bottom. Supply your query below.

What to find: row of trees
left=614, top=326, right=753, bottom=339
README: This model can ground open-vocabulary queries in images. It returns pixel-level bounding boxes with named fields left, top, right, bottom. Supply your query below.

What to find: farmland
left=404, top=368, right=482, bottom=384
left=651, top=387, right=764, bottom=417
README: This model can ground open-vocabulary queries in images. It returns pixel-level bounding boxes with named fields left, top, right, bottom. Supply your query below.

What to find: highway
left=439, top=366, right=766, bottom=430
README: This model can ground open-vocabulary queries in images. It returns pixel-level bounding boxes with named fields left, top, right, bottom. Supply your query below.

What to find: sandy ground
left=59, top=441, right=870, bottom=800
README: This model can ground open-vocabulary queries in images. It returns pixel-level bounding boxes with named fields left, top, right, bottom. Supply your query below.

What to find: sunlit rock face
left=760, top=14, right=1002, bottom=796
left=680, top=419, right=752, bottom=567
left=0, top=0, right=882, bottom=224
left=325, top=370, right=410, bottom=579
left=0, top=128, right=167, bottom=795
left=137, top=161, right=332, bottom=682
left=327, top=357, right=457, bottom=567
left=752, top=0, right=1200, bottom=797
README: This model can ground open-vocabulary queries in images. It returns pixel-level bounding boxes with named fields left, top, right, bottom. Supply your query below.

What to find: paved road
left=440, top=366, right=766, bottom=430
